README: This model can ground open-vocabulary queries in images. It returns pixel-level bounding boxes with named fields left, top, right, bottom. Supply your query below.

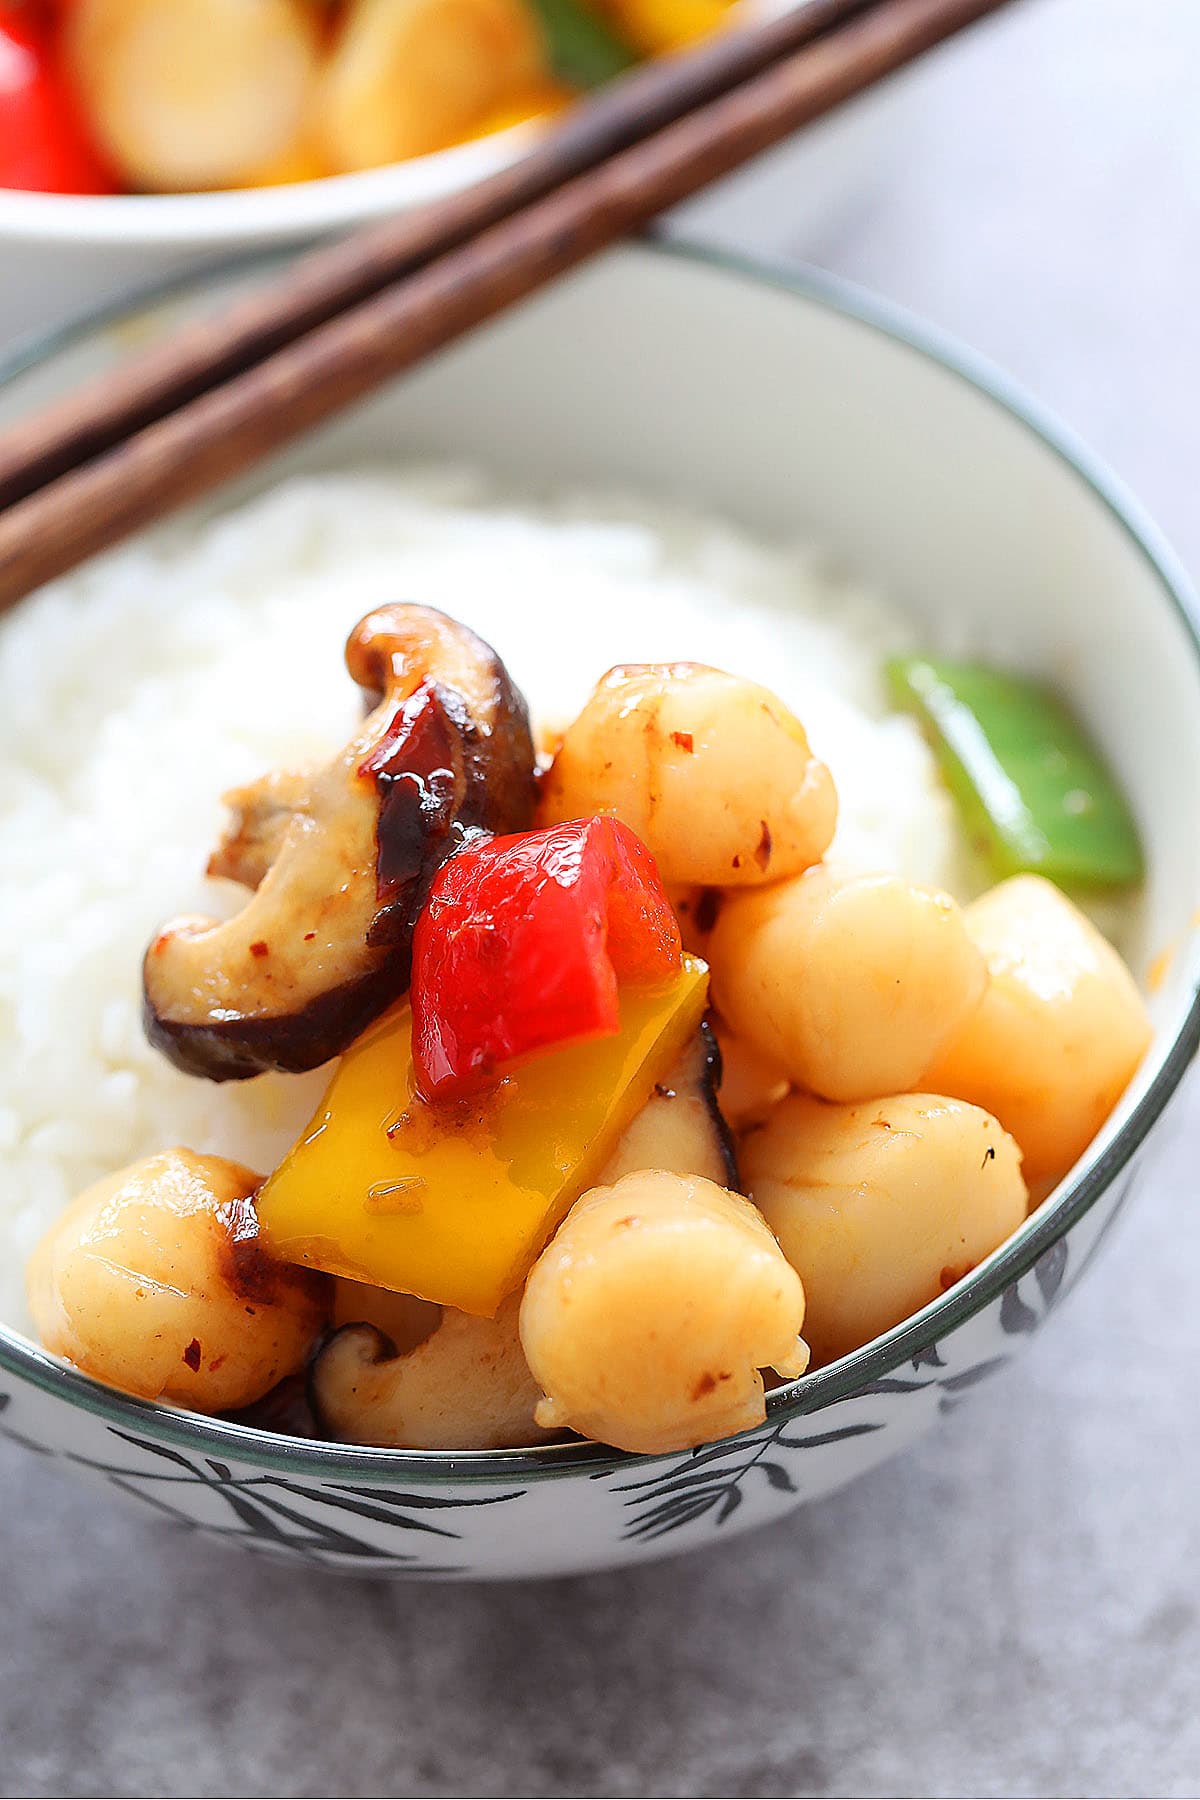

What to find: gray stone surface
left=2, top=1, right=1199, bottom=1794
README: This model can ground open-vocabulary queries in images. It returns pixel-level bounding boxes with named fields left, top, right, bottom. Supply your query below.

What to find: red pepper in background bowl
left=0, top=6, right=118, bottom=193
left=411, top=816, right=683, bottom=1100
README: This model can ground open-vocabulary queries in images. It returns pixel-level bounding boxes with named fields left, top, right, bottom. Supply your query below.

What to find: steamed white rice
left=0, top=466, right=967, bottom=1333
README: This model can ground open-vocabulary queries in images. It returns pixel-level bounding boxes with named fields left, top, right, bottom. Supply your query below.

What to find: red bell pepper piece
left=0, top=8, right=119, bottom=194
left=411, top=816, right=683, bottom=1099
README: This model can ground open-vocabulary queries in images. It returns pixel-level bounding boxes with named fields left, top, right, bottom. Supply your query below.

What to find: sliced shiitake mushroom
left=598, top=1021, right=739, bottom=1190
left=311, top=1295, right=555, bottom=1450
left=224, top=1370, right=323, bottom=1439
left=144, top=604, right=536, bottom=1081
left=206, top=765, right=318, bottom=890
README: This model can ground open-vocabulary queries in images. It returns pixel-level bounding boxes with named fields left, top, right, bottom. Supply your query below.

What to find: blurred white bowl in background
left=0, top=70, right=905, bottom=350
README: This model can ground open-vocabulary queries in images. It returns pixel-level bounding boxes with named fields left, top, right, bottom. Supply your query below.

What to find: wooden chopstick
left=0, top=0, right=1018, bottom=612
left=0, top=0, right=877, bottom=513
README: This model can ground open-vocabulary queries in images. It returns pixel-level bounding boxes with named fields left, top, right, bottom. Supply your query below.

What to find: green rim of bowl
left=1, top=236, right=1197, bottom=1485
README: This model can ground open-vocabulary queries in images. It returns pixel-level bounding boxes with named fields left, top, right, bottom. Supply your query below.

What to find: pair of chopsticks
left=0, top=0, right=1019, bottom=612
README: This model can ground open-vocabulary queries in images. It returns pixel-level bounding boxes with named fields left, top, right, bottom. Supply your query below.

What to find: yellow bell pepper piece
left=466, top=78, right=578, bottom=141
left=604, top=0, right=732, bottom=55
left=257, top=956, right=710, bottom=1317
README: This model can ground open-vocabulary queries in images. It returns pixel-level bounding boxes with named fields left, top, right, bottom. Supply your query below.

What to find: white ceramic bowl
left=1, top=242, right=1197, bottom=1581
left=0, top=37, right=904, bottom=349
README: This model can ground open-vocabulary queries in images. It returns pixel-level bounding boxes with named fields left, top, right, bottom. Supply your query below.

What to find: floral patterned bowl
left=1, top=241, right=1197, bottom=1580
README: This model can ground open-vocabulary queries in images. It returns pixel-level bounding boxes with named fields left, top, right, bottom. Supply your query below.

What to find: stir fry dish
left=26, top=601, right=1152, bottom=1455
left=0, top=0, right=735, bottom=196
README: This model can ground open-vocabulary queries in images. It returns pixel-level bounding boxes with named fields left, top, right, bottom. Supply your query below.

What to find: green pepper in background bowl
left=527, top=0, right=639, bottom=86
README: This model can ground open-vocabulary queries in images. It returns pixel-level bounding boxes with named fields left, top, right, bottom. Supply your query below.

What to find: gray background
left=2, top=1, right=1198, bottom=1794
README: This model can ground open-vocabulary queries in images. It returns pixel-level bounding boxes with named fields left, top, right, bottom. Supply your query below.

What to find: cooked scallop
left=66, top=0, right=321, bottom=191
left=924, top=875, right=1152, bottom=1182
left=27, top=1148, right=328, bottom=1412
left=710, top=865, right=987, bottom=1103
left=520, top=1170, right=808, bottom=1454
left=539, top=663, right=837, bottom=888
left=319, top=0, right=546, bottom=171
left=744, top=1091, right=1027, bottom=1364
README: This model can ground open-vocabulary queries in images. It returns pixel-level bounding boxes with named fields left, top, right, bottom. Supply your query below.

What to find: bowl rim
left=1, top=235, right=1197, bottom=1484
left=0, top=0, right=805, bottom=248
left=0, top=125, right=539, bottom=248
